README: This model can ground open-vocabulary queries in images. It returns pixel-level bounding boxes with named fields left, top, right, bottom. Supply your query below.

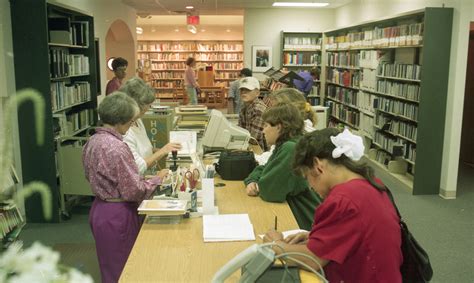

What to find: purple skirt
left=89, top=198, right=140, bottom=283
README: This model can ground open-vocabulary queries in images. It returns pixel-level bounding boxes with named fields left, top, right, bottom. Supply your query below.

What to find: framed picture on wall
left=252, top=45, right=272, bottom=72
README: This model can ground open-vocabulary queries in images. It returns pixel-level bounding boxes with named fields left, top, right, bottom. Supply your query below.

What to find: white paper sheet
left=169, top=131, right=197, bottom=155
left=203, top=214, right=256, bottom=242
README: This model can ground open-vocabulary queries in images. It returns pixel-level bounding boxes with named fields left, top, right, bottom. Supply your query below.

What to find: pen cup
left=201, top=178, right=215, bottom=215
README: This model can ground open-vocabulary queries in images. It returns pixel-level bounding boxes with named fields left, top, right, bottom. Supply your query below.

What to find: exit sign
left=187, top=15, right=200, bottom=25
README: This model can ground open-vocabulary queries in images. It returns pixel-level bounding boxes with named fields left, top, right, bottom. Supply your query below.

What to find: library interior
left=0, top=0, right=473, bottom=282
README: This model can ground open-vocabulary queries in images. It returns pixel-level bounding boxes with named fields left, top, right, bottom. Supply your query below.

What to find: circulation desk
left=119, top=178, right=319, bottom=282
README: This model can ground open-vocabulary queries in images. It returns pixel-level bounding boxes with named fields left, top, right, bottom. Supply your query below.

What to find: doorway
left=105, top=20, right=135, bottom=82
left=458, top=22, right=474, bottom=195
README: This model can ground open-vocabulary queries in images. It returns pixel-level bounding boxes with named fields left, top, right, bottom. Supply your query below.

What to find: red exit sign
left=187, top=15, right=200, bottom=25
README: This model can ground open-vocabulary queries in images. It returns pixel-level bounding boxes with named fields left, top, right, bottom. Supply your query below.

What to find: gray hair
left=119, top=77, right=155, bottom=111
left=98, top=91, right=139, bottom=125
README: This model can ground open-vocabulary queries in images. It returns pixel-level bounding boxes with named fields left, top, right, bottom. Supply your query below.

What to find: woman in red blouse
left=264, top=128, right=403, bottom=282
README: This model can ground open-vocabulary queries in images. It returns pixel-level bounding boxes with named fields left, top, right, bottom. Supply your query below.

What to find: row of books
left=373, top=149, right=392, bottom=166
left=48, top=17, right=89, bottom=47
left=328, top=102, right=360, bottom=127
left=0, top=204, right=23, bottom=240
left=325, top=23, right=424, bottom=49
left=151, top=73, right=184, bottom=79
left=357, top=91, right=377, bottom=115
left=374, top=131, right=400, bottom=155
left=151, top=81, right=183, bottom=89
left=376, top=80, right=421, bottom=102
left=327, top=69, right=360, bottom=89
left=376, top=97, right=418, bottom=121
left=406, top=144, right=416, bottom=163
left=215, top=73, right=239, bottom=79
left=138, top=42, right=243, bottom=52
left=283, top=52, right=321, bottom=65
left=377, top=62, right=421, bottom=80
left=49, top=48, right=89, bottom=78
left=196, top=43, right=243, bottom=51
left=194, top=53, right=243, bottom=60
left=327, top=52, right=360, bottom=68
left=50, top=81, right=91, bottom=111
left=151, top=62, right=186, bottom=70
left=54, top=109, right=93, bottom=137
left=283, top=36, right=322, bottom=50
left=327, top=85, right=358, bottom=106
left=375, top=114, right=418, bottom=142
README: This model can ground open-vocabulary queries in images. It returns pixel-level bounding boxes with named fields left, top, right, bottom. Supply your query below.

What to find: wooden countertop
left=119, top=178, right=298, bottom=282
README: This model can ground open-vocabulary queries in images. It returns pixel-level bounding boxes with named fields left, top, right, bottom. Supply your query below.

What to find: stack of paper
left=203, top=214, right=256, bottom=242
left=138, top=199, right=188, bottom=216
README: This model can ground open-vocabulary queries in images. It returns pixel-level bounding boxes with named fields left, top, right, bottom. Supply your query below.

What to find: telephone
left=211, top=244, right=275, bottom=283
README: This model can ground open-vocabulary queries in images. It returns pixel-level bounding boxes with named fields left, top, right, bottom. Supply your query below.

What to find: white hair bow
left=330, top=129, right=365, bottom=161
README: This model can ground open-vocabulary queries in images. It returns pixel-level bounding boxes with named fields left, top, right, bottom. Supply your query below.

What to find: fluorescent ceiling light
left=136, top=27, right=143, bottom=34
left=186, top=5, right=194, bottom=9
left=272, top=2, right=329, bottom=7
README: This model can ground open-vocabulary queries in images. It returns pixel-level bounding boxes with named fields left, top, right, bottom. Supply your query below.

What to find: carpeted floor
left=19, top=162, right=474, bottom=282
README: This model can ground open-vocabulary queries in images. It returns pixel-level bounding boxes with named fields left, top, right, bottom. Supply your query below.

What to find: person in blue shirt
left=227, top=68, right=252, bottom=114
left=293, top=68, right=320, bottom=97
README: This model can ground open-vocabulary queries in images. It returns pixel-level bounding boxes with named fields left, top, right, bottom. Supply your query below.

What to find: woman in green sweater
left=244, top=103, right=321, bottom=230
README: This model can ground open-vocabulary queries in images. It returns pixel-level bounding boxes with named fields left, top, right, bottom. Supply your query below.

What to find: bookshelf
left=10, top=0, right=98, bottom=222
left=323, top=8, right=453, bottom=195
left=281, top=31, right=322, bottom=105
left=137, top=40, right=243, bottom=100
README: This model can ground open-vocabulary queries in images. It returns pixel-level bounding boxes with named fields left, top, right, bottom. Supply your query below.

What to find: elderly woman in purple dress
left=82, top=92, right=168, bottom=283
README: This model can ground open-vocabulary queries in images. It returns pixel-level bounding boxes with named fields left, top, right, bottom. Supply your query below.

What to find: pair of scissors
left=184, top=168, right=200, bottom=190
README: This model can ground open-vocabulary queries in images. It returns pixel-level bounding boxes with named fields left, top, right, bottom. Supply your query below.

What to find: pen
left=274, top=215, right=278, bottom=231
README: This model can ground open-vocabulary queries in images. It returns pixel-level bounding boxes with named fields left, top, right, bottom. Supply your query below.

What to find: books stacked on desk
left=175, top=105, right=209, bottom=134
left=138, top=199, right=188, bottom=216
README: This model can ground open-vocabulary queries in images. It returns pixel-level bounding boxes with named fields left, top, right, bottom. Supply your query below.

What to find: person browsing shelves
left=244, top=103, right=321, bottom=230
left=82, top=92, right=169, bottom=283
left=263, top=128, right=402, bottom=282
left=238, top=77, right=268, bottom=151
left=184, top=57, right=200, bottom=105
left=105, top=57, right=128, bottom=95
left=121, top=77, right=182, bottom=175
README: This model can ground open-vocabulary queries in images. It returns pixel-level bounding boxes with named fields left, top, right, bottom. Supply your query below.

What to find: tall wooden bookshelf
left=281, top=31, right=322, bottom=105
left=323, top=8, right=453, bottom=195
left=10, top=0, right=98, bottom=222
left=137, top=40, right=243, bottom=100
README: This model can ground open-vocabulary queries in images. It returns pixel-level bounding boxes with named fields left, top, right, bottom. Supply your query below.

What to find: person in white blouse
left=120, top=77, right=182, bottom=175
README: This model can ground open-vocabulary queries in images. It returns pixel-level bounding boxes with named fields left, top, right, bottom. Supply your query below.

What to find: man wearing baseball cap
left=238, top=77, right=268, bottom=151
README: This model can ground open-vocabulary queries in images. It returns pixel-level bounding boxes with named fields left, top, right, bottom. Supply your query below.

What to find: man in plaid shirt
left=238, top=77, right=268, bottom=151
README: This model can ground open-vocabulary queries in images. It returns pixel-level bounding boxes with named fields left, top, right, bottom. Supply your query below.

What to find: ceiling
left=123, top=0, right=353, bottom=16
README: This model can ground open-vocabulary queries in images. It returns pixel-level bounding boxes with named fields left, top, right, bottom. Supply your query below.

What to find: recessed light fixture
left=272, top=2, right=329, bottom=7
left=226, top=29, right=231, bottom=32
left=186, top=5, right=194, bottom=9
left=174, top=28, right=179, bottom=32
left=201, top=29, right=206, bottom=32
left=136, top=27, right=143, bottom=34
left=151, top=27, right=156, bottom=32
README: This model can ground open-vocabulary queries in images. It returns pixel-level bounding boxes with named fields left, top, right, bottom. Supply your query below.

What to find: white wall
left=244, top=8, right=336, bottom=78
left=52, top=0, right=137, bottom=100
left=334, top=0, right=473, bottom=198
left=0, top=0, right=23, bottom=212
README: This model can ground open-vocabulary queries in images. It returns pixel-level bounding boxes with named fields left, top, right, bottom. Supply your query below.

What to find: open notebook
left=203, top=214, right=256, bottom=242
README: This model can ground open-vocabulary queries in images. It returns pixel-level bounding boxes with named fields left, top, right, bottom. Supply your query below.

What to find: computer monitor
left=202, top=109, right=250, bottom=152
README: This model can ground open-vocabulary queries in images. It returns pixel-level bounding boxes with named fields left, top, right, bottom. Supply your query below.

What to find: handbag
left=385, top=188, right=434, bottom=283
